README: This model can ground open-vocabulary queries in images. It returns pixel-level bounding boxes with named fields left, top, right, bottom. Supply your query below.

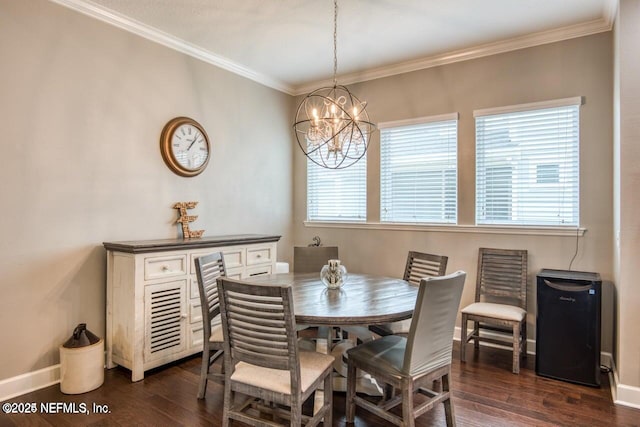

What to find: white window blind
left=307, top=155, right=367, bottom=222
left=475, top=98, right=580, bottom=226
left=380, top=114, right=458, bottom=224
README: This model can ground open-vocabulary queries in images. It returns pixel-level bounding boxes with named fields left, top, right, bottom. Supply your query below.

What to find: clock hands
left=187, top=131, right=200, bottom=151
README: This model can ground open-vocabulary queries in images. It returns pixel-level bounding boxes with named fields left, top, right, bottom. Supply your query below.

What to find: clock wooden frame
left=160, top=116, right=211, bottom=177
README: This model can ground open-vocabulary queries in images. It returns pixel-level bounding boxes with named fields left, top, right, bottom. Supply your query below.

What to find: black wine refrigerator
left=536, top=269, right=601, bottom=387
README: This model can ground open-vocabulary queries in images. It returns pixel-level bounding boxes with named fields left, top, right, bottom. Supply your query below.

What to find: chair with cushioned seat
left=346, top=271, right=466, bottom=427
left=218, top=277, right=334, bottom=426
left=369, top=251, right=448, bottom=337
left=194, top=252, right=227, bottom=399
left=460, top=248, right=528, bottom=374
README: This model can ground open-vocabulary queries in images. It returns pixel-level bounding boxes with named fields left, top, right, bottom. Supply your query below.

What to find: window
left=536, top=164, right=560, bottom=184
left=475, top=97, right=581, bottom=226
left=380, top=114, right=458, bottom=223
left=485, top=165, right=513, bottom=221
left=307, top=155, right=366, bottom=222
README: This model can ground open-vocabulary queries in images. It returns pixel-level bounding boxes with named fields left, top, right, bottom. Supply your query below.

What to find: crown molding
left=48, top=0, right=614, bottom=98
left=48, top=0, right=296, bottom=95
left=293, top=17, right=614, bottom=95
left=603, top=0, right=619, bottom=27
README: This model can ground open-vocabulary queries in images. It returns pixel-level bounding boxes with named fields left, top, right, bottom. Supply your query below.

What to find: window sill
left=303, top=221, right=586, bottom=237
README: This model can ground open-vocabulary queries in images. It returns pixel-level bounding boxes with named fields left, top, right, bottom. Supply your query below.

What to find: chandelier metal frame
left=293, top=0, right=376, bottom=169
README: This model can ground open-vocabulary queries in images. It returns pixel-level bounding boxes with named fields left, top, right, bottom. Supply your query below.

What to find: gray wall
left=293, top=33, right=615, bottom=351
left=0, top=0, right=292, bottom=380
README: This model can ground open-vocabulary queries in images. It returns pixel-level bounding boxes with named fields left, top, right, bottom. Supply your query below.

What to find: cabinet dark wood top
left=103, top=234, right=281, bottom=254
left=246, top=273, right=417, bottom=326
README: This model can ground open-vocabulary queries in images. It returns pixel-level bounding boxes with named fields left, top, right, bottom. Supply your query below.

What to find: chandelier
left=293, top=0, right=376, bottom=169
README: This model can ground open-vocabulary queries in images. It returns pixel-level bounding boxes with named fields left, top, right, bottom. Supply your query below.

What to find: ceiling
left=52, top=0, right=615, bottom=95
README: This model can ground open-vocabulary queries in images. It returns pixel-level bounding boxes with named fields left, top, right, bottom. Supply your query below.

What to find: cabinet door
left=144, top=280, right=188, bottom=364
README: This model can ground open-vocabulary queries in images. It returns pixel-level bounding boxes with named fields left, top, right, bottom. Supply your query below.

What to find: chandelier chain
left=333, top=0, right=338, bottom=87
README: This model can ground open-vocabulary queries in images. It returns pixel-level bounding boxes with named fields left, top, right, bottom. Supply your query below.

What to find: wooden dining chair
left=403, top=251, right=448, bottom=285
left=194, top=252, right=227, bottom=399
left=460, top=248, right=528, bottom=374
left=293, top=246, right=339, bottom=273
left=369, top=251, right=448, bottom=337
left=217, top=277, right=334, bottom=426
left=346, top=271, right=466, bottom=426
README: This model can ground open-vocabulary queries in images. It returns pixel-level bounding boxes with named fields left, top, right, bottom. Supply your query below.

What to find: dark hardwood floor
left=1, top=345, right=638, bottom=426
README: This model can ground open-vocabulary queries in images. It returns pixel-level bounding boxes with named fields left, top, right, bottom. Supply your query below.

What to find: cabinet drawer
left=190, top=247, right=245, bottom=273
left=190, top=300, right=222, bottom=327
left=222, top=247, right=245, bottom=269
left=247, top=246, right=273, bottom=266
left=190, top=300, right=203, bottom=324
left=226, top=267, right=243, bottom=280
left=245, top=264, right=272, bottom=278
left=144, top=255, right=187, bottom=281
left=189, top=277, right=200, bottom=300
left=189, top=250, right=215, bottom=275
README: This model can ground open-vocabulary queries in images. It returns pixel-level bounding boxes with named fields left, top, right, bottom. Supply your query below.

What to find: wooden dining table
left=245, top=272, right=419, bottom=327
left=246, top=272, right=419, bottom=402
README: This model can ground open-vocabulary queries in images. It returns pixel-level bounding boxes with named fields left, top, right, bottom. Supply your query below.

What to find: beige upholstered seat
left=218, top=277, right=334, bottom=426
left=460, top=248, right=528, bottom=374
left=461, top=302, right=526, bottom=322
left=194, top=252, right=227, bottom=399
left=369, top=251, right=448, bottom=337
left=208, top=325, right=223, bottom=343
left=230, top=351, right=335, bottom=396
left=346, top=271, right=466, bottom=427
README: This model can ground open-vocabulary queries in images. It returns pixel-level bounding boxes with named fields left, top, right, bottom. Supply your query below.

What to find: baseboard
left=614, top=384, right=640, bottom=409
left=601, top=352, right=618, bottom=406
left=455, top=328, right=640, bottom=409
left=606, top=355, right=640, bottom=409
left=0, top=365, right=60, bottom=402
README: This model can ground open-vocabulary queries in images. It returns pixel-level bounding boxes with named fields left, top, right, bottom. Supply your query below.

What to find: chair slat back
left=194, top=252, right=226, bottom=338
left=403, top=271, right=466, bottom=376
left=293, top=246, right=339, bottom=273
left=403, top=251, right=448, bottom=285
left=218, top=278, right=299, bottom=373
left=476, top=248, right=528, bottom=308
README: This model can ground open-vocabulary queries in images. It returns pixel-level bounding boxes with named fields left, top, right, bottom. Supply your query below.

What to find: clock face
left=171, top=123, right=209, bottom=170
left=160, top=117, right=211, bottom=177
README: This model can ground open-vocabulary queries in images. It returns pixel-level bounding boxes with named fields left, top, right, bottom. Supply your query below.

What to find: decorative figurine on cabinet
left=173, top=201, right=204, bottom=238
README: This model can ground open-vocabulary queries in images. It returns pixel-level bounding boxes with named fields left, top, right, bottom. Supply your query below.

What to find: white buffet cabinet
left=103, top=234, right=280, bottom=381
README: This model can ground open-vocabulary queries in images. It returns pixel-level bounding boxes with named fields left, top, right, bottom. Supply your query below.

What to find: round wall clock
left=160, top=117, right=211, bottom=177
